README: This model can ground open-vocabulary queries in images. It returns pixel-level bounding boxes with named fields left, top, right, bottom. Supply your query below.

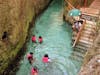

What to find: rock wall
left=78, top=30, right=100, bottom=75
left=0, top=0, right=50, bottom=74
left=78, top=55, right=100, bottom=75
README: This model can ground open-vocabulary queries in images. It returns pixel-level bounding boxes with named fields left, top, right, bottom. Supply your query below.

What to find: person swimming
left=31, top=66, right=38, bottom=75
left=42, top=54, right=51, bottom=63
left=27, top=52, right=34, bottom=64
left=32, top=35, right=36, bottom=43
left=38, top=36, right=43, bottom=43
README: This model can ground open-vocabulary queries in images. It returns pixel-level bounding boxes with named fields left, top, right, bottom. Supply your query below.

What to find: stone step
left=77, top=42, right=91, bottom=48
left=81, top=33, right=93, bottom=39
left=72, top=51, right=85, bottom=58
left=69, top=55, right=83, bottom=62
left=75, top=42, right=88, bottom=50
left=82, top=30, right=92, bottom=34
left=72, top=34, right=92, bottom=44
left=85, top=24, right=93, bottom=27
left=81, top=33, right=91, bottom=38
left=84, top=26, right=95, bottom=30
left=84, top=27, right=95, bottom=32
left=85, top=25, right=96, bottom=30
left=79, top=39, right=93, bottom=46
left=80, top=36, right=93, bottom=43
left=78, top=40, right=93, bottom=48
left=86, top=21, right=96, bottom=26
left=74, top=47, right=87, bottom=54
left=75, top=45, right=87, bottom=50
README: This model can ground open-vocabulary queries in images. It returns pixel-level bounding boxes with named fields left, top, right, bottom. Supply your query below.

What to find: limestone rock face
left=79, top=30, right=100, bottom=75
left=0, top=0, right=50, bottom=74
left=78, top=55, right=100, bottom=75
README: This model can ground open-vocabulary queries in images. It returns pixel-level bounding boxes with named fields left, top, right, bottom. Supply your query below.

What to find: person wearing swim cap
left=31, top=66, right=38, bottom=75
left=32, top=35, right=36, bottom=43
left=38, top=36, right=43, bottom=43
left=42, top=54, right=51, bottom=63
left=27, top=52, right=34, bottom=64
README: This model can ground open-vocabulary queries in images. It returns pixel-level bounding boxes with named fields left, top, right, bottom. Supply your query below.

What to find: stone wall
left=0, top=0, right=50, bottom=74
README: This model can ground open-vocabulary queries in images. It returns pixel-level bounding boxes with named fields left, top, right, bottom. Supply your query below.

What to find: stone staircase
left=70, top=22, right=96, bottom=62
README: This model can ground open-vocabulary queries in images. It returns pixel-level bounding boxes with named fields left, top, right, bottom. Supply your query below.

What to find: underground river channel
left=16, top=0, right=82, bottom=75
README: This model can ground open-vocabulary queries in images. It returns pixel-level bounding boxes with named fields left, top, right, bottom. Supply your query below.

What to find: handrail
left=72, top=20, right=86, bottom=47
left=64, top=0, right=75, bottom=9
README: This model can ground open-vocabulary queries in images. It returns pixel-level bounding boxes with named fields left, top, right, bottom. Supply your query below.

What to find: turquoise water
left=16, top=0, right=81, bottom=75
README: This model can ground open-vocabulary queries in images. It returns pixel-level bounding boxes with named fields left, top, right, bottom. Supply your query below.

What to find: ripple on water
left=32, top=44, right=77, bottom=75
left=16, top=0, right=81, bottom=75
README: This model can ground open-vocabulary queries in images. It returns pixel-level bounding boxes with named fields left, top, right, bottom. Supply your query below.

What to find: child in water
left=32, top=35, right=36, bottom=43
left=27, top=52, right=34, bottom=64
left=38, top=36, right=43, bottom=43
left=31, top=66, right=38, bottom=75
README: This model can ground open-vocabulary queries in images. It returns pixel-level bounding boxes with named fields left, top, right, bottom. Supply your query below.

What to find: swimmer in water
left=27, top=52, right=34, bottom=64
